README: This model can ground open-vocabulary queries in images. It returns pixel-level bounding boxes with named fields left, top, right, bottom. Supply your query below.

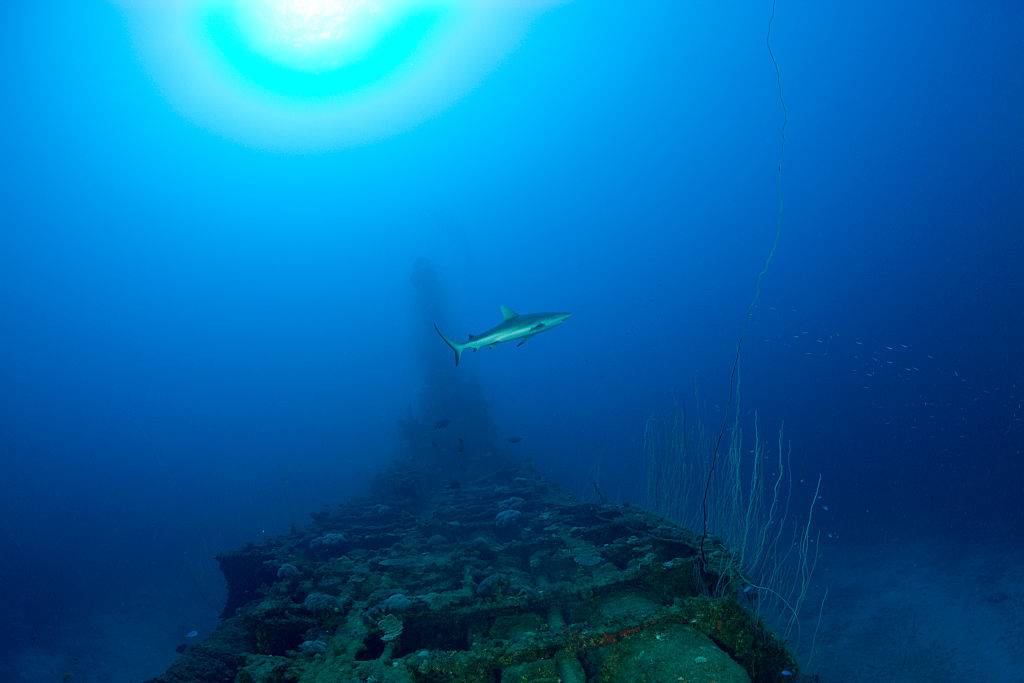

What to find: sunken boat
left=148, top=458, right=795, bottom=683
left=148, top=264, right=797, bottom=682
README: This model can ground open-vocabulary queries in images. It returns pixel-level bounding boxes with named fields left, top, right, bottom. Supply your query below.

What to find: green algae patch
left=685, top=595, right=797, bottom=683
left=584, top=622, right=750, bottom=682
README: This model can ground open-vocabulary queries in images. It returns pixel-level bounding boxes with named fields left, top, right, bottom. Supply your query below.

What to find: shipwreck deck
left=149, top=467, right=794, bottom=682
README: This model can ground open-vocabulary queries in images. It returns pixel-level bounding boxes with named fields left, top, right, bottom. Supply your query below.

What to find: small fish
left=780, top=670, right=794, bottom=678
left=185, top=629, right=199, bottom=639
left=433, top=419, right=451, bottom=429
left=506, top=436, right=522, bottom=443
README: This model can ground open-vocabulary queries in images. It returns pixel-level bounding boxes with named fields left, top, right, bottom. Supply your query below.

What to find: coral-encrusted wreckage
left=149, top=263, right=797, bottom=681
left=149, top=465, right=795, bottom=682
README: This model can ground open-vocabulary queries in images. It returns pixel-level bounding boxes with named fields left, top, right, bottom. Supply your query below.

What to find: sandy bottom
left=807, top=537, right=1024, bottom=682
left=4, top=566, right=223, bottom=683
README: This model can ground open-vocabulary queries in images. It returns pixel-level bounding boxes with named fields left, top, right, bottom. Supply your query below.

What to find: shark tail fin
left=433, top=323, right=464, bottom=367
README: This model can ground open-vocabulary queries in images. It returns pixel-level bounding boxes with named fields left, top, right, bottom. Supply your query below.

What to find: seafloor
left=148, top=464, right=794, bottom=682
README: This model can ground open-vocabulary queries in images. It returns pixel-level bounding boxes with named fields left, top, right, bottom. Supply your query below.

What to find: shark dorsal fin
left=500, top=305, right=518, bottom=320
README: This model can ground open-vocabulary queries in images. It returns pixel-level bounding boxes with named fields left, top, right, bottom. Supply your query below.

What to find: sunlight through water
left=229, top=0, right=408, bottom=73
left=118, top=0, right=564, bottom=150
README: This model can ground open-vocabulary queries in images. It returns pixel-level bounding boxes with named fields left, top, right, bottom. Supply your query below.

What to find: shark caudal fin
left=433, top=323, right=464, bottom=366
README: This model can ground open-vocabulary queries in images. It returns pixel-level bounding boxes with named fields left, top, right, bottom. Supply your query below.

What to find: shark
left=434, top=306, right=571, bottom=366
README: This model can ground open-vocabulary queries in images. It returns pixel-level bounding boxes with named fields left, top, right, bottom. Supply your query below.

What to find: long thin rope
left=698, top=0, right=789, bottom=570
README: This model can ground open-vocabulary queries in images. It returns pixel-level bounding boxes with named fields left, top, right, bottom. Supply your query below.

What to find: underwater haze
left=1, top=1, right=1022, bottom=681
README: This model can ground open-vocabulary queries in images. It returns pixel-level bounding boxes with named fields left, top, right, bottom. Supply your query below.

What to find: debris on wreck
left=147, top=466, right=796, bottom=683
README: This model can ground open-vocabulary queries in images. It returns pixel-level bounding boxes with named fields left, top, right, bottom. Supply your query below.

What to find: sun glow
left=116, top=0, right=565, bottom=150
left=237, top=0, right=399, bottom=72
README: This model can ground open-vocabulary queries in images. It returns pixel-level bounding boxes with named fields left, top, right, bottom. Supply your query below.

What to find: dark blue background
left=1, top=1, right=1021, bottom=677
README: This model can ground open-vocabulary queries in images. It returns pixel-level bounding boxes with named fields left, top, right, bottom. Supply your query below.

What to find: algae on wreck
left=150, top=466, right=797, bottom=683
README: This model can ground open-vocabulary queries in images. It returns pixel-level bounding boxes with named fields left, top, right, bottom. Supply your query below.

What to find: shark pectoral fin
left=516, top=339, right=528, bottom=347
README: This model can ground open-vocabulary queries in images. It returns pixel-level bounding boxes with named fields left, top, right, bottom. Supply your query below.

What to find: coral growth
left=149, top=467, right=795, bottom=682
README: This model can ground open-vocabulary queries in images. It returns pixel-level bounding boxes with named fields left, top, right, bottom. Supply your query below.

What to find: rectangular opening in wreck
left=392, top=613, right=472, bottom=658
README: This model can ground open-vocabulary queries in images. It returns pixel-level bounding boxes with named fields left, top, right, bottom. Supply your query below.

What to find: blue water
left=1, top=2, right=1021, bottom=681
